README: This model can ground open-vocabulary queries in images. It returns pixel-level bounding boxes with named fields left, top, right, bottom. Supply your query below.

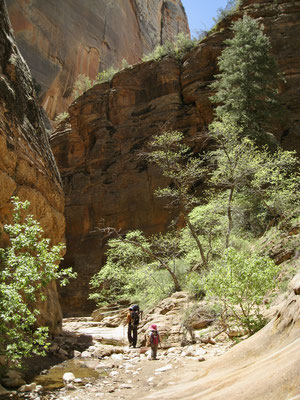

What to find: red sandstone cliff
left=50, top=0, right=300, bottom=316
left=0, top=0, right=65, bottom=333
left=6, top=0, right=189, bottom=119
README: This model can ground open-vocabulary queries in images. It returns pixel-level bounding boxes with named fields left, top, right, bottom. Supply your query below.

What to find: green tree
left=89, top=229, right=184, bottom=306
left=205, top=119, right=300, bottom=247
left=210, top=15, right=283, bottom=141
left=143, top=130, right=208, bottom=269
left=203, top=248, right=280, bottom=335
left=0, top=198, right=76, bottom=368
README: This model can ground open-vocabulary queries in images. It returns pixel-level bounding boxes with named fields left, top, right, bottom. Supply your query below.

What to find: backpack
left=150, top=331, right=159, bottom=345
left=130, top=305, right=140, bottom=326
left=132, top=304, right=139, bottom=312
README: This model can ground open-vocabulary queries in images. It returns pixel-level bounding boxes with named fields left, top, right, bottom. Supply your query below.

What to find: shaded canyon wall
left=0, top=0, right=65, bottom=333
left=6, top=0, right=189, bottom=119
left=51, top=0, right=300, bottom=315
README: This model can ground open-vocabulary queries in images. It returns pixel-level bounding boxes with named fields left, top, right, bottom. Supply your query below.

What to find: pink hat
left=149, top=324, right=157, bottom=330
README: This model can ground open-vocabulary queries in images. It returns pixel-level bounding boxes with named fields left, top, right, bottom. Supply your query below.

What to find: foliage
left=96, top=66, right=119, bottom=84
left=72, top=73, right=94, bottom=99
left=55, top=111, right=69, bottom=123
left=213, top=0, right=241, bottom=25
left=174, top=32, right=198, bottom=58
left=142, top=41, right=176, bottom=61
left=121, top=59, right=131, bottom=70
left=180, top=197, right=228, bottom=268
left=203, top=248, right=280, bottom=335
left=0, top=198, right=76, bottom=368
left=208, top=118, right=300, bottom=244
left=143, top=130, right=208, bottom=268
left=142, top=33, right=197, bottom=62
left=89, top=229, right=184, bottom=307
left=210, top=15, right=283, bottom=142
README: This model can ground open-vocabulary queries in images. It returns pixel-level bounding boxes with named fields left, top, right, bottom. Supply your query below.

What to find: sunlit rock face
left=6, top=0, right=189, bottom=119
left=0, top=0, right=65, bottom=333
left=51, top=0, right=300, bottom=316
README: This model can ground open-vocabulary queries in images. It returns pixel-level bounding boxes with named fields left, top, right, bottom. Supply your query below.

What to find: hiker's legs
left=127, top=324, right=133, bottom=346
left=132, top=326, right=138, bottom=347
left=151, top=344, right=158, bottom=360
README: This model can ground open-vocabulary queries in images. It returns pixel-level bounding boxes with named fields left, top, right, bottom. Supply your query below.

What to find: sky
left=181, top=0, right=230, bottom=37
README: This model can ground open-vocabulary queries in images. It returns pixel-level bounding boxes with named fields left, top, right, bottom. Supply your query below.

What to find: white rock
left=74, top=350, right=81, bottom=357
left=155, top=364, right=173, bottom=372
left=96, top=362, right=108, bottom=369
left=111, top=353, right=123, bottom=361
left=109, top=371, right=119, bottom=377
left=88, top=346, right=97, bottom=352
left=147, top=377, right=154, bottom=383
left=63, top=372, right=75, bottom=383
left=119, top=383, right=133, bottom=389
left=74, top=378, right=82, bottom=383
left=66, top=383, right=76, bottom=390
left=195, top=348, right=207, bottom=357
left=81, top=351, right=92, bottom=358
left=19, top=382, right=37, bottom=392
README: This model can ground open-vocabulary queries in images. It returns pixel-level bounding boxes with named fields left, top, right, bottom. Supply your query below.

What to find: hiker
left=147, top=324, right=161, bottom=360
left=126, top=304, right=140, bottom=348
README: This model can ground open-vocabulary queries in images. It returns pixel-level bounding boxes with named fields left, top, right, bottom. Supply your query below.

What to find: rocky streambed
left=1, top=316, right=232, bottom=399
left=2, top=322, right=231, bottom=400
left=1, top=293, right=234, bottom=399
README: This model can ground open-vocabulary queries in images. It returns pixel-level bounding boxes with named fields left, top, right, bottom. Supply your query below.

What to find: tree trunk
left=225, top=186, right=235, bottom=248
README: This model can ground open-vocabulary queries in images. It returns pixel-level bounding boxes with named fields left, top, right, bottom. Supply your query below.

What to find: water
left=34, top=358, right=102, bottom=391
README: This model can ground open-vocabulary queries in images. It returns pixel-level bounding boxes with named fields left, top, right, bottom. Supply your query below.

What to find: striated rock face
left=0, top=0, right=65, bottom=333
left=6, top=0, right=189, bottom=119
left=51, top=0, right=300, bottom=315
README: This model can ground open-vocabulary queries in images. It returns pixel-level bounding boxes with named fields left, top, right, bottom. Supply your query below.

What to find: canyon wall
left=51, top=0, right=300, bottom=316
left=6, top=0, right=189, bottom=119
left=0, top=0, right=65, bottom=333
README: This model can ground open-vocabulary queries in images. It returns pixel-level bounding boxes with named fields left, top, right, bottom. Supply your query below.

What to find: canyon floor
left=13, top=317, right=232, bottom=400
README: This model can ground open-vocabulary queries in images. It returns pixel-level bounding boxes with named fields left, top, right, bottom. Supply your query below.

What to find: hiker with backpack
left=126, top=304, right=140, bottom=348
left=147, top=324, right=161, bottom=360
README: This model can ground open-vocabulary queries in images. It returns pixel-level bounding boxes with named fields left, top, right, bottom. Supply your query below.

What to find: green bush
left=72, top=73, right=94, bottom=99
left=203, top=248, right=280, bottom=335
left=54, top=111, right=69, bottom=123
left=96, top=66, right=119, bottom=84
left=213, top=0, right=241, bottom=25
left=142, top=33, right=197, bottom=62
left=0, top=197, right=76, bottom=368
